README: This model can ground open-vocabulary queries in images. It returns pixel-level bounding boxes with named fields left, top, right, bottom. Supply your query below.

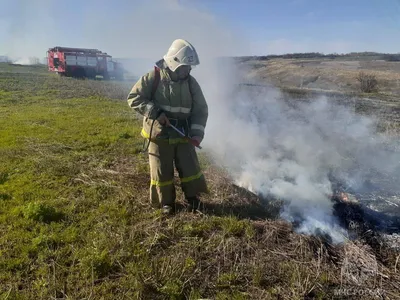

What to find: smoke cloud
left=196, top=60, right=400, bottom=243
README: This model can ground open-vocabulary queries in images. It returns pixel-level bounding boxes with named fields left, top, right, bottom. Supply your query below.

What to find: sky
left=1, top=0, right=400, bottom=60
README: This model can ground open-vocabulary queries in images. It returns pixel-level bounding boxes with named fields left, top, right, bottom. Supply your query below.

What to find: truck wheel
left=73, top=68, right=86, bottom=79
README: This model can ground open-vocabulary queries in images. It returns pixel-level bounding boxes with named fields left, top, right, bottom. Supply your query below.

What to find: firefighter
left=127, top=39, right=209, bottom=215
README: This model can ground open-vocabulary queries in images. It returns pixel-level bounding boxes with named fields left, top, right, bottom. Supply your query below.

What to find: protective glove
left=157, top=112, right=170, bottom=126
left=191, top=136, right=203, bottom=147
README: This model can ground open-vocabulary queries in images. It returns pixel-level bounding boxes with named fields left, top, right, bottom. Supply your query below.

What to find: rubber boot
left=186, top=197, right=203, bottom=213
left=162, top=205, right=174, bottom=215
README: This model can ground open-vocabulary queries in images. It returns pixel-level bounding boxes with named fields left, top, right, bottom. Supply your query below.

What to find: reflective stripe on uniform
left=141, top=128, right=150, bottom=138
left=169, top=138, right=188, bottom=144
left=159, top=105, right=191, bottom=114
left=180, top=171, right=203, bottom=183
left=151, top=179, right=174, bottom=187
left=191, top=124, right=205, bottom=131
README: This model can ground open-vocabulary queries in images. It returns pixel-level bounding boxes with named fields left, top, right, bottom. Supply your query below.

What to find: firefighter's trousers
left=148, top=141, right=208, bottom=207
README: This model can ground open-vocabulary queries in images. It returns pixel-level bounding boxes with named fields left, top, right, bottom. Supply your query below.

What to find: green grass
left=0, top=65, right=399, bottom=299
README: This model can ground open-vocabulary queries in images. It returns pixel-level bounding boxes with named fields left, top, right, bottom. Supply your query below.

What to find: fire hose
left=169, top=124, right=202, bottom=149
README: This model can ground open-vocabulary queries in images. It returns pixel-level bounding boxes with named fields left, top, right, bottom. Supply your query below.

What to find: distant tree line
left=382, top=54, right=400, bottom=61
left=234, top=52, right=400, bottom=62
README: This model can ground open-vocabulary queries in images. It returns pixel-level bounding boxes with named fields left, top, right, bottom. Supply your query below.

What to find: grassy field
left=243, top=57, right=400, bottom=96
left=1, top=64, right=399, bottom=299
left=242, top=57, right=400, bottom=137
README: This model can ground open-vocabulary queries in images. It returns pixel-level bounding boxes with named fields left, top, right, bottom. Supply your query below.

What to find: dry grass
left=242, top=58, right=400, bottom=137
left=246, top=58, right=400, bottom=96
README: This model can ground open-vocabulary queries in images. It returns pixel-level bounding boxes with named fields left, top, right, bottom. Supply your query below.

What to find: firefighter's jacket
left=127, top=65, right=208, bottom=144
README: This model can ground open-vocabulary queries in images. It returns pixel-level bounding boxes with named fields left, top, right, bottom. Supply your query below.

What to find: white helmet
left=163, top=39, right=200, bottom=72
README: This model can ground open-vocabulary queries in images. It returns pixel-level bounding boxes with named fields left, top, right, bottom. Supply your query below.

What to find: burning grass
left=0, top=65, right=399, bottom=299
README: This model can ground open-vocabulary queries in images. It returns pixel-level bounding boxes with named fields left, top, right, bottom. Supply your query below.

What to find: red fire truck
left=47, top=46, right=124, bottom=80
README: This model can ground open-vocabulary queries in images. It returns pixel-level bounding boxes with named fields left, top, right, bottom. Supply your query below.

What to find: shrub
left=357, top=71, right=378, bottom=93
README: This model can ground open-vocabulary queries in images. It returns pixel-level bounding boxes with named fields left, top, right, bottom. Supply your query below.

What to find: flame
left=339, top=192, right=349, bottom=202
left=330, top=191, right=350, bottom=202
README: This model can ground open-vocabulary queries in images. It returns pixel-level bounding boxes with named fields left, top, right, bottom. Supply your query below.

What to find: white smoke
left=195, top=59, right=399, bottom=243
left=11, top=57, right=42, bottom=65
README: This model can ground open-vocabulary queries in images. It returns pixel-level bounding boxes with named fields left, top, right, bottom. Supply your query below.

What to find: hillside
left=0, top=64, right=399, bottom=299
